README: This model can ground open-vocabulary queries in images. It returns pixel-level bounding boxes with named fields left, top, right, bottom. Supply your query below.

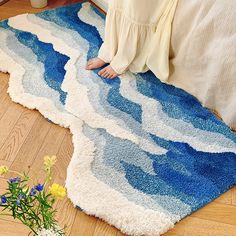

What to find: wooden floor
left=0, top=1, right=235, bottom=235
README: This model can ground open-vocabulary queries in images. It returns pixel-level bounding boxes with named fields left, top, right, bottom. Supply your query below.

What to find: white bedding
left=169, top=0, right=236, bottom=128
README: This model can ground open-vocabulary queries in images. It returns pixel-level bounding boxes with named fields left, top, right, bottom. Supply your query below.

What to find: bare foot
left=98, top=65, right=119, bottom=79
left=86, top=58, right=106, bottom=70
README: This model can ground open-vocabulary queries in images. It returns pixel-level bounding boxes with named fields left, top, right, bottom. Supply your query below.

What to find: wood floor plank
left=191, top=202, right=236, bottom=225
left=0, top=160, right=12, bottom=168
left=214, top=188, right=233, bottom=205
left=116, top=231, right=125, bottom=236
left=165, top=216, right=236, bottom=236
left=0, top=219, right=29, bottom=235
left=0, top=80, right=7, bottom=91
left=0, top=176, right=8, bottom=190
left=16, top=123, right=67, bottom=182
left=0, top=102, right=25, bottom=149
left=232, top=187, right=236, bottom=206
left=0, top=109, right=39, bottom=162
left=54, top=131, right=76, bottom=235
left=164, top=233, right=182, bottom=236
left=70, top=210, right=97, bottom=236
left=53, top=131, right=73, bottom=184
left=94, top=219, right=122, bottom=236
left=0, top=85, right=12, bottom=120
left=0, top=1, right=46, bottom=20
left=0, top=72, right=9, bottom=91
left=10, top=114, right=51, bottom=168
left=0, top=75, right=12, bottom=121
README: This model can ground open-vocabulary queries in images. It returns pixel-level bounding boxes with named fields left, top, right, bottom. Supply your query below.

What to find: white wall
left=92, top=0, right=108, bottom=11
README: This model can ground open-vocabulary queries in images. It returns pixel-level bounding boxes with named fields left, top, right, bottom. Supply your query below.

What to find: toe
left=110, top=74, right=118, bottom=79
left=98, top=68, right=106, bottom=76
left=107, top=73, right=113, bottom=79
left=100, top=70, right=108, bottom=77
left=103, top=71, right=110, bottom=78
left=107, top=74, right=112, bottom=79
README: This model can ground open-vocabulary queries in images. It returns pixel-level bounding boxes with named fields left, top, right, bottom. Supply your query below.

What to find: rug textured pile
left=0, top=2, right=236, bottom=235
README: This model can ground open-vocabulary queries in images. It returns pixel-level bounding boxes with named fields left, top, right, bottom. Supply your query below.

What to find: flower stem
left=8, top=170, right=28, bottom=179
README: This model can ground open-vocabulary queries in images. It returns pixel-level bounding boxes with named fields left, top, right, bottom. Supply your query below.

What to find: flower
left=0, top=166, right=9, bottom=176
left=9, top=177, right=21, bottom=184
left=16, top=199, right=21, bottom=206
left=35, top=184, right=44, bottom=192
left=0, top=196, right=7, bottom=205
left=44, top=155, right=57, bottom=171
left=30, top=184, right=44, bottom=197
left=0, top=156, right=66, bottom=235
left=29, top=187, right=37, bottom=197
left=18, top=193, right=25, bottom=200
left=15, top=193, right=25, bottom=205
left=49, top=184, right=66, bottom=200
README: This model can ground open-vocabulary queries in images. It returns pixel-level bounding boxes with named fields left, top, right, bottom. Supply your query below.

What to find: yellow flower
left=22, top=187, right=28, bottom=193
left=49, top=183, right=66, bottom=200
left=44, top=155, right=57, bottom=170
left=0, top=166, right=9, bottom=176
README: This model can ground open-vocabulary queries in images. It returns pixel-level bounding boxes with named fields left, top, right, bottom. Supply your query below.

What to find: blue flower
left=29, top=188, right=37, bottom=196
left=9, top=177, right=21, bottom=184
left=35, top=184, right=44, bottom=192
left=16, top=199, right=21, bottom=206
left=18, top=193, right=25, bottom=200
left=15, top=193, right=26, bottom=205
left=29, top=184, right=44, bottom=197
left=0, top=196, right=7, bottom=205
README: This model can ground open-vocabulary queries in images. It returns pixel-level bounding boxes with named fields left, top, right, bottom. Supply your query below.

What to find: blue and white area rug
left=0, top=2, right=236, bottom=235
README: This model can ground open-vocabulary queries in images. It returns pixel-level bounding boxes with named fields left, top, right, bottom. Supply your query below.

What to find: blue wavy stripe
left=122, top=150, right=236, bottom=212
left=137, top=72, right=236, bottom=140
left=0, top=20, right=68, bottom=105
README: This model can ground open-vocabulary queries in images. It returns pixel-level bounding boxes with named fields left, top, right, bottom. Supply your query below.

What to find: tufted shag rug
left=0, top=2, right=236, bottom=235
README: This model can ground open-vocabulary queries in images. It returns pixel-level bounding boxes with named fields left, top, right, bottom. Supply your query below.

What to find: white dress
left=98, top=0, right=178, bottom=81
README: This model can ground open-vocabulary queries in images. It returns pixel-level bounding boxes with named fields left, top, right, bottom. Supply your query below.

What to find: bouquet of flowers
left=0, top=155, right=66, bottom=236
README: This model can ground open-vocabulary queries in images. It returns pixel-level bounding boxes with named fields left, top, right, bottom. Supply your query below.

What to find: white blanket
left=169, top=0, right=236, bottom=128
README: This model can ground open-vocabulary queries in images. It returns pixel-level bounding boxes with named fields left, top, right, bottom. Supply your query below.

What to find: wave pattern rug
left=0, top=2, right=236, bottom=235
